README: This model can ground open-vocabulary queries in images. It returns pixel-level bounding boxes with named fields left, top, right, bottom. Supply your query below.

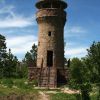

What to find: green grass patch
left=50, top=93, right=98, bottom=100
left=0, top=78, right=39, bottom=96
left=50, top=93, right=77, bottom=100
left=0, top=79, right=99, bottom=100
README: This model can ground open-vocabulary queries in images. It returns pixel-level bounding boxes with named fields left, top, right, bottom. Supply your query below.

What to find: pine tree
left=86, top=41, right=100, bottom=100
left=0, top=34, right=7, bottom=78
left=4, top=49, right=18, bottom=78
left=70, top=58, right=91, bottom=100
left=24, top=44, right=37, bottom=67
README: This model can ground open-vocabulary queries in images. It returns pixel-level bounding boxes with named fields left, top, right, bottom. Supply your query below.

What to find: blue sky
left=0, top=0, right=100, bottom=60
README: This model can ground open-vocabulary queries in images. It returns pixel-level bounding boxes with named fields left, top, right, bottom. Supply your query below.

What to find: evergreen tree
left=15, top=61, right=28, bottom=78
left=0, top=34, right=7, bottom=78
left=86, top=41, right=100, bottom=100
left=24, top=44, right=37, bottom=67
left=70, top=58, right=91, bottom=100
left=4, top=49, right=18, bottom=78
left=0, top=34, right=18, bottom=78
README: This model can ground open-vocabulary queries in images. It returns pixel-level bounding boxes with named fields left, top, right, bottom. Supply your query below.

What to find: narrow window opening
left=47, top=51, right=53, bottom=67
left=48, top=31, right=51, bottom=36
left=38, top=42, right=40, bottom=46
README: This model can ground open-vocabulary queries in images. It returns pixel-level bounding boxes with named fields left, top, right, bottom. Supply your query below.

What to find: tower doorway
left=47, top=51, right=53, bottom=67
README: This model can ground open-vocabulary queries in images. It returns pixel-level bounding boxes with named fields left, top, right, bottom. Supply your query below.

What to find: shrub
left=2, top=79, right=13, bottom=88
left=14, top=80, right=30, bottom=89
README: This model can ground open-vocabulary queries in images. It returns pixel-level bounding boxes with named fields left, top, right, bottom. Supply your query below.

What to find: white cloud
left=10, top=42, right=37, bottom=54
left=6, top=36, right=88, bottom=60
left=64, top=26, right=88, bottom=58
left=64, top=26, right=87, bottom=38
left=0, top=2, right=36, bottom=28
left=0, top=2, right=88, bottom=60
left=67, top=26, right=86, bottom=33
left=0, top=17, right=34, bottom=28
left=6, top=35, right=38, bottom=55
left=65, top=47, right=88, bottom=58
left=65, top=42, right=76, bottom=47
left=0, top=0, right=15, bottom=17
left=0, top=2, right=37, bottom=60
left=0, top=5, right=14, bottom=15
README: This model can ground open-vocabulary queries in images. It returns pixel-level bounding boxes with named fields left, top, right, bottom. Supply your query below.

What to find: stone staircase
left=38, top=67, right=57, bottom=88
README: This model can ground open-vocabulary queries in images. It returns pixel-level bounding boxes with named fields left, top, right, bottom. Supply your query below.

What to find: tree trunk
left=81, top=90, right=90, bottom=100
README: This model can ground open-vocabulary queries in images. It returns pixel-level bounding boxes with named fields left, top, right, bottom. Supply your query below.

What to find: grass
left=0, top=78, right=39, bottom=96
left=0, top=79, right=99, bottom=100
left=50, top=93, right=78, bottom=100
left=50, top=84, right=99, bottom=100
left=50, top=93, right=98, bottom=100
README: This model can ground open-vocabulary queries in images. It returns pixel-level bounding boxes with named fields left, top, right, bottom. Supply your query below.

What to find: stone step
left=38, top=68, right=56, bottom=88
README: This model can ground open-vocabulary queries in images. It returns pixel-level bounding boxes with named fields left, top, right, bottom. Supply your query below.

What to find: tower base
left=28, top=67, right=69, bottom=88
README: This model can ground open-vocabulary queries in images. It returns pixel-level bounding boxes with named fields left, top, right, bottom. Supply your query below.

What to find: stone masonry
left=29, top=0, right=68, bottom=88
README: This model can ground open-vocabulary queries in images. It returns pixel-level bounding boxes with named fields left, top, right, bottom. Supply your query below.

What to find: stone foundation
left=28, top=67, right=69, bottom=88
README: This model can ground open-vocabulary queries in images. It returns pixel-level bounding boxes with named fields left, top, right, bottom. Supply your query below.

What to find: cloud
left=0, top=0, right=15, bottom=17
left=0, top=5, right=14, bottom=15
left=64, top=26, right=88, bottom=58
left=65, top=47, right=88, bottom=58
left=6, top=35, right=38, bottom=56
left=67, top=26, right=86, bottom=33
left=0, top=2, right=36, bottom=28
left=64, top=26, right=87, bottom=38
left=0, top=16, right=35, bottom=28
left=0, top=1, right=37, bottom=60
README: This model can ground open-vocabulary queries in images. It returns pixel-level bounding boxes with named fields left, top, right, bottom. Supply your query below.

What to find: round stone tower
left=35, top=0, right=68, bottom=87
left=36, top=0, right=67, bottom=68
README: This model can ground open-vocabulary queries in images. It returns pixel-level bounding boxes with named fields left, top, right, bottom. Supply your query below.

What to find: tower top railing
left=36, top=0, right=67, bottom=9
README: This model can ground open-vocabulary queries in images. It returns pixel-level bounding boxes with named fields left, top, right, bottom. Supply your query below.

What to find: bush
left=2, top=79, right=13, bottom=88
left=0, top=78, right=38, bottom=89
left=14, top=79, right=30, bottom=89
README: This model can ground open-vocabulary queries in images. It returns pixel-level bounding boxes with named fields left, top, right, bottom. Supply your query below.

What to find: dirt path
left=0, top=88, right=79, bottom=100
left=38, top=91, right=50, bottom=100
left=61, top=88, right=80, bottom=94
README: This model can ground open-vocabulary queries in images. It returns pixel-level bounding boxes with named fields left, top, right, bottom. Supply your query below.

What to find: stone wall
left=36, top=8, right=66, bottom=69
left=31, top=0, right=68, bottom=88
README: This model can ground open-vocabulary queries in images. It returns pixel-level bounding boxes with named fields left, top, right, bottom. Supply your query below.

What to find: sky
left=0, top=0, right=100, bottom=61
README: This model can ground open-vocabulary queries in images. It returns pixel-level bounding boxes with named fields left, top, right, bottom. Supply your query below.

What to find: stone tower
left=29, top=0, right=68, bottom=88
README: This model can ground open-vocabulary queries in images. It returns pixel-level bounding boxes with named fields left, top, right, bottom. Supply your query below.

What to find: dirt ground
left=0, top=88, right=79, bottom=100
